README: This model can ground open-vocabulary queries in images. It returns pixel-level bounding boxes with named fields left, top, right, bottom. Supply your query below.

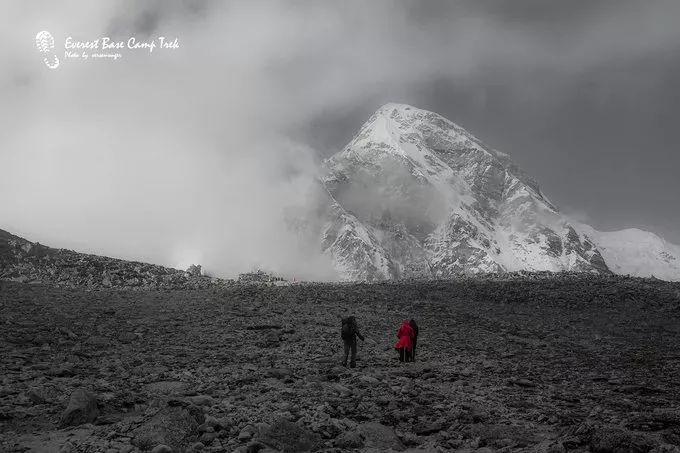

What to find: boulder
left=239, top=426, right=255, bottom=442
left=255, top=418, right=322, bottom=452
left=60, top=389, right=98, bottom=427
left=26, top=387, right=46, bottom=404
left=59, top=442, right=75, bottom=453
left=151, top=446, right=173, bottom=453
left=358, top=375, right=380, bottom=385
left=131, top=405, right=204, bottom=451
left=187, top=395, right=214, bottom=407
left=589, top=425, right=654, bottom=453
left=335, top=431, right=364, bottom=449
left=357, top=422, right=404, bottom=451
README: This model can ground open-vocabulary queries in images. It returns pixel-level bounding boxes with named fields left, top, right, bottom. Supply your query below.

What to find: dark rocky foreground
left=1, top=276, right=680, bottom=453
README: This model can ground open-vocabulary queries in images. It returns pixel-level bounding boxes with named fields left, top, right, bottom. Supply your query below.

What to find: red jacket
left=394, top=321, right=415, bottom=351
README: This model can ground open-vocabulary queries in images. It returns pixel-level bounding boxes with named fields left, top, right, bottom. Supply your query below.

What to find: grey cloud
left=1, top=0, right=678, bottom=280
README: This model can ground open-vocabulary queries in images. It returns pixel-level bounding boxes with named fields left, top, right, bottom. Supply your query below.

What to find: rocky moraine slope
left=1, top=276, right=680, bottom=452
left=0, top=229, right=226, bottom=290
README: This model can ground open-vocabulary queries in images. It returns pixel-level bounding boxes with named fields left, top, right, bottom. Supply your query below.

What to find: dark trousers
left=398, top=348, right=412, bottom=362
left=411, top=337, right=417, bottom=362
left=343, top=338, right=357, bottom=367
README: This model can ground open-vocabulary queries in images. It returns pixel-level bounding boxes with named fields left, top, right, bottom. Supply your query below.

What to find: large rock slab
left=131, top=405, right=204, bottom=451
left=255, top=417, right=322, bottom=452
left=60, top=389, right=98, bottom=427
left=589, top=425, right=654, bottom=453
left=357, top=422, right=404, bottom=451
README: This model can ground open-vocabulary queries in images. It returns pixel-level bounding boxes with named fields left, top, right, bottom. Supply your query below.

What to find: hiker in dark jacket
left=409, top=319, right=419, bottom=362
left=341, top=316, right=365, bottom=368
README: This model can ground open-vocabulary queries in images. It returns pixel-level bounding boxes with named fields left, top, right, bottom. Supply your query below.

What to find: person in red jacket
left=395, top=320, right=415, bottom=362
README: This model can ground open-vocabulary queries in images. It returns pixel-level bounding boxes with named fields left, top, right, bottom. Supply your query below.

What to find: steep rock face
left=320, top=103, right=609, bottom=280
left=321, top=201, right=397, bottom=281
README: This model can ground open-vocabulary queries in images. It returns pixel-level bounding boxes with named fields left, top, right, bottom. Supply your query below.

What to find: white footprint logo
left=35, top=31, right=60, bottom=69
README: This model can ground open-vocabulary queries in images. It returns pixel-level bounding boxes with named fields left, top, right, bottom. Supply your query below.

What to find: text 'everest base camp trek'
left=2, top=103, right=680, bottom=453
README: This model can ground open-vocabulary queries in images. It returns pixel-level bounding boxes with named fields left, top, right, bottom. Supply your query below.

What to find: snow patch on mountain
left=574, top=223, right=680, bottom=281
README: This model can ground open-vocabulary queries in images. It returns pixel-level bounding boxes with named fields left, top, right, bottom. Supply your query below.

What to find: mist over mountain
left=3, top=99, right=679, bottom=281
left=3, top=103, right=679, bottom=282
left=3, top=1, right=680, bottom=281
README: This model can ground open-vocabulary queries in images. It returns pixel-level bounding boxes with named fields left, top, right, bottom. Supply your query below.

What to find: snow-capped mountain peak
left=319, top=104, right=615, bottom=280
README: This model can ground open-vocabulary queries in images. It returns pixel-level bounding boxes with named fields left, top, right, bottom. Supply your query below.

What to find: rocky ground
left=0, top=229, right=229, bottom=290
left=2, top=276, right=680, bottom=453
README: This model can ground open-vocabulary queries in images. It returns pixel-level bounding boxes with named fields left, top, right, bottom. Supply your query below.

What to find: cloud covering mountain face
left=317, top=104, right=680, bottom=281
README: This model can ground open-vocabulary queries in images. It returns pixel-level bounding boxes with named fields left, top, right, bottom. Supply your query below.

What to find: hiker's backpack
left=341, top=317, right=355, bottom=340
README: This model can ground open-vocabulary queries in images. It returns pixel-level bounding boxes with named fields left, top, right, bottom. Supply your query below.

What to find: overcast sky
left=2, top=1, right=679, bottom=277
